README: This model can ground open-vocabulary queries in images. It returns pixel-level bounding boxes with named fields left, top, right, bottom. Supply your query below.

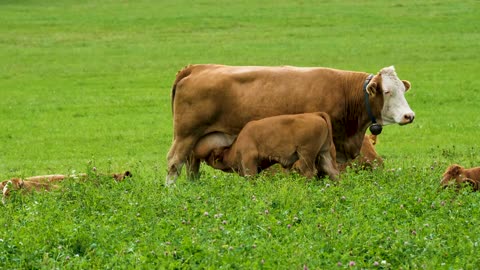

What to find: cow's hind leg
left=166, top=136, right=197, bottom=186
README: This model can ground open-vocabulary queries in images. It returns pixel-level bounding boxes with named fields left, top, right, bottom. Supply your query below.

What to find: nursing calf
left=201, top=112, right=339, bottom=180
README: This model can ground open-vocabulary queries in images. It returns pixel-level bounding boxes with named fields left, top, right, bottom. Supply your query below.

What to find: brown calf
left=1, top=171, right=132, bottom=203
left=203, top=112, right=339, bottom=180
left=2, top=178, right=59, bottom=196
left=441, top=164, right=480, bottom=191
left=338, top=134, right=383, bottom=171
left=4, top=171, right=133, bottom=184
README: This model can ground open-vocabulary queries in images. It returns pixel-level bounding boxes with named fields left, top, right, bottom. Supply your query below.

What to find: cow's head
left=366, top=66, right=415, bottom=126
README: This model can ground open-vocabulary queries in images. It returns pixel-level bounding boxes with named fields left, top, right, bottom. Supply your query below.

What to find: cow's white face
left=378, top=66, right=415, bottom=125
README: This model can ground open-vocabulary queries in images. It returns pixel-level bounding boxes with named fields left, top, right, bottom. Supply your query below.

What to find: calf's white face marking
left=379, top=66, right=415, bottom=125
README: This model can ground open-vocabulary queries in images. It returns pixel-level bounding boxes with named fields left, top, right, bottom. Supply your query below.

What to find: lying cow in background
left=1, top=171, right=132, bottom=204
left=195, top=112, right=339, bottom=180
left=167, top=64, right=415, bottom=185
left=441, top=164, right=480, bottom=191
left=339, top=134, right=383, bottom=171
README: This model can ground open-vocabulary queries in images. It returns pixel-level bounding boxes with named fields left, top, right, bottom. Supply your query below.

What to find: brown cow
left=441, top=164, right=480, bottom=191
left=200, top=112, right=339, bottom=179
left=167, top=65, right=415, bottom=185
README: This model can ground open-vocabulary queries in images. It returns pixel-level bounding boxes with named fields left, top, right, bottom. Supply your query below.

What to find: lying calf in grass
left=24, top=171, right=132, bottom=182
left=441, top=164, right=480, bottom=191
left=1, top=178, right=60, bottom=203
left=1, top=171, right=132, bottom=204
left=196, top=112, right=339, bottom=180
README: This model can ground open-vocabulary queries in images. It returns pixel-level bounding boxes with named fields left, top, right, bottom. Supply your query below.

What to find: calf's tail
left=318, top=112, right=334, bottom=146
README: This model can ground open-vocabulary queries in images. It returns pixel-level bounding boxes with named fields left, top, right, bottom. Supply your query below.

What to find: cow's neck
left=334, top=73, right=379, bottom=163
left=362, top=74, right=380, bottom=129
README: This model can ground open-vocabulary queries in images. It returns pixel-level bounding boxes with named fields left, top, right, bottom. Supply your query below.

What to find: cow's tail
left=171, top=65, right=194, bottom=114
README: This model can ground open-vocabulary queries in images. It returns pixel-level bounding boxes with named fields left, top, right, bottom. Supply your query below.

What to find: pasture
left=1, top=0, right=479, bottom=268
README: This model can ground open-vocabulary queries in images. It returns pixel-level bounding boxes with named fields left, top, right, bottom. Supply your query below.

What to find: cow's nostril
left=404, top=114, right=415, bottom=123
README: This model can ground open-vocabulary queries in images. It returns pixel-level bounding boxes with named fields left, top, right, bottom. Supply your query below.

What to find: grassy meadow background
left=1, top=0, right=479, bottom=268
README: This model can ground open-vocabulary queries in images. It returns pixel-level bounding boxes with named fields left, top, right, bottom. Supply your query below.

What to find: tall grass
left=1, top=0, right=479, bottom=268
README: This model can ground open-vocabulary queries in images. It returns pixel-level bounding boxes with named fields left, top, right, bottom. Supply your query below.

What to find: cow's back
left=172, top=65, right=365, bottom=140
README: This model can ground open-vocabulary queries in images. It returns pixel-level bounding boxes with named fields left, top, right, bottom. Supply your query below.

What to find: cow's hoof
left=165, top=174, right=177, bottom=187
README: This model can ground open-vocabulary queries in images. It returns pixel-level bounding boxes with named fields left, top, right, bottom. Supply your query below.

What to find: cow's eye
left=384, top=90, right=391, bottom=95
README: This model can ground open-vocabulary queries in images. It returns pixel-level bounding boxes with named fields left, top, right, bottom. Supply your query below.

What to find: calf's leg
left=291, top=150, right=317, bottom=179
left=317, top=151, right=339, bottom=181
left=239, top=152, right=259, bottom=177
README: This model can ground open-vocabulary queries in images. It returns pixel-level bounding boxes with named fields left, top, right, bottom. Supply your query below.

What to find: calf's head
left=441, top=164, right=464, bottom=186
left=2, top=179, right=23, bottom=197
left=205, top=147, right=232, bottom=172
left=112, top=171, right=133, bottom=182
left=366, top=66, right=415, bottom=126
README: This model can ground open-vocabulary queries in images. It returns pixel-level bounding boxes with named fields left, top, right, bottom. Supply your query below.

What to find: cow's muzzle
left=399, top=113, right=415, bottom=125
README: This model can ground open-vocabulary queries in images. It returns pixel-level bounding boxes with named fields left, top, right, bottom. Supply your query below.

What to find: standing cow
left=201, top=112, right=338, bottom=179
left=166, top=65, right=415, bottom=185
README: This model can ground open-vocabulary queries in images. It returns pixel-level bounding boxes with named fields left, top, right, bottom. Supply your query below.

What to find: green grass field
left=1, top=0, right=479, bottom=268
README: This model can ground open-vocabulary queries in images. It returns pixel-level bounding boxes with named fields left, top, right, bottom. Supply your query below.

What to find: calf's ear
left=451, top=164, right=462, bottom=176
left=402, top=80, right=411, bottom=92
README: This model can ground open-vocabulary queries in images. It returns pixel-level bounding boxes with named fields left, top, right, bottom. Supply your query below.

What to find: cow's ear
left=366, top=75, right=381, bottom=97
left=366, top=83, right=376, bottom=97
left=402, top=80, right=411, bottom=92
